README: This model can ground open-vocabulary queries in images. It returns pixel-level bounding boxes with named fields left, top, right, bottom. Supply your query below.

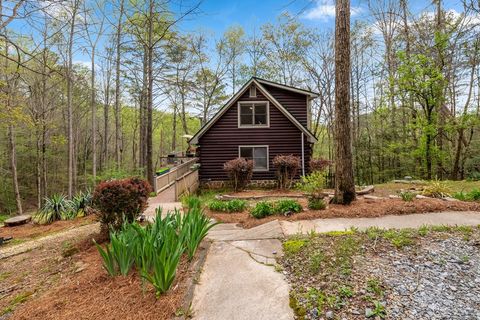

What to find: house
left=189, top=77, right=318, bottom=186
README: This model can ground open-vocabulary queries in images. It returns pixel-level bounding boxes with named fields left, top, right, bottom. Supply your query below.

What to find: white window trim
left=238, top=145, right=269, bottom=172
left=237, top=101, right=270, bottom=128
left=249, top=85, right=256, bottom=97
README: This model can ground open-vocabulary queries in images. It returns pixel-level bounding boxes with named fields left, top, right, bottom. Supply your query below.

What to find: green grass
left=375, top=180, right=480, bottom=196
left=2, top=291, right=34, bottom=315
left=0, top=213, right=10, bottom=224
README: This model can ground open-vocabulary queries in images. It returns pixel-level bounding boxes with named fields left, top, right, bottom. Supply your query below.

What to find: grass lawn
left=280, top=226, right=480, bottom=319
left=374, top=180, right=480, bottom=197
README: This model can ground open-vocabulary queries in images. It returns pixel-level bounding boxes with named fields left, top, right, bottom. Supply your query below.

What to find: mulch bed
left=2, top=228, right=199, bottom=320
left=0, top=215, right=97, bottom=242
left=206, top=198, right=480, bottom=229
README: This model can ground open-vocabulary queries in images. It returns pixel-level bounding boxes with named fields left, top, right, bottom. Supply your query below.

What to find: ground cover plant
left=280, top=226, right=480, bottom=320
left=250, top=199, right=302, bottom=218
left=453, top=189, right=480, bottom=201
left=208, top=199, right=247, bottom=212
left=95, top=207, right=216, bottom=296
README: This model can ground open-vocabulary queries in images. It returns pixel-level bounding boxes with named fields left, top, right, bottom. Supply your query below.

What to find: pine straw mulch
left=206, top=197, right=480, bottom=229
left=3, top=231, right=197, bottom=320
left=0, top=215, right=97, bottom=242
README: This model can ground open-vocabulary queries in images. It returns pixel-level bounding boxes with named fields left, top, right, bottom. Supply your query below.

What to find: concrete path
left=192, top=210, right=480, bottom=320
left=279, top=211, right=480, bottom=236
left=192, top=239, right=293, bottom=320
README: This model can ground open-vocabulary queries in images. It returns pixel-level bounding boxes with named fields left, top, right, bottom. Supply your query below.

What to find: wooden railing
left=154, top=158, right=198, bottom=193
left=175, top=169, right=199, bottom=201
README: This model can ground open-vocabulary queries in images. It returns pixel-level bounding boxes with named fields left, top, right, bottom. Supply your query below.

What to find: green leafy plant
left=308, top=196, right=326, bottom=210
left=33, top=194, right=71, bottom=224
left=180, top=207, right=218, bottom=260
left=296, top=171, right=326, bottom=196
left=274, top=199, right=302, bottom=214
left=422, top=180, right=451, bottom=198
left=94, top=241, right=117, bottom=276
left=399, top=191, right=415, bottom=202
left=208, top=199, right=247, bottom=212
left=250, top=201, right=275, bottom=218
left=182, top=195, right=202, bottom=210
left=467, top=189, right=480, bottom=201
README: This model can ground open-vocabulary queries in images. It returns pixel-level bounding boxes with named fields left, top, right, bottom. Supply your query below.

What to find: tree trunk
left=333, top=0, right=356, bottom=204
left=146, top=0, right=154, bottom=188
left=8, top=125, right=23, bottom=215
left=91, top=49, right=97, bottom=183
left=114, top=0, right=125, bottom=168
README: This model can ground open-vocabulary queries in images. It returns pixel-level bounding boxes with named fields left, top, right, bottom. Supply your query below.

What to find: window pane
left=240, top=114, right=253, bottom=125
left=253, top=147, right=268, bottom=169
left=255, top=104, right=266, bottom=114
left=240, top=104, right=253, bottom=115
left=254, top=114, right=267, bottom=125
left=240, top=147, right=253, bottom=158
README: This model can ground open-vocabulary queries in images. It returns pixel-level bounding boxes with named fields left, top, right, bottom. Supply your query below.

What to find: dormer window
left=238, top=101, right=269, bottom=127
left=249, top=85, right=256, bottom=97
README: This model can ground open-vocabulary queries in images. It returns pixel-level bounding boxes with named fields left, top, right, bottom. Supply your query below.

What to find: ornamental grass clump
left=224, top=158, right=253, bottom=192
left=273, top=155, right=300, bottom=189
left=33, top=194, right=71, bottom=224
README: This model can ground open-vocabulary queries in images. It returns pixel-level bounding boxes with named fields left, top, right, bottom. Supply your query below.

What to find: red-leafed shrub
left=224, top=158, right=254, bottom=192
left=310, top=158, right=332, bottom=172
left=273, top=155, right=300, bottom=189
left=92, top=177, right=152, bottom=234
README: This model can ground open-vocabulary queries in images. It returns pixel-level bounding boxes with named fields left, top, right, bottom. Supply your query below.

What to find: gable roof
left=189, top=78, right=318, bottom=144
left=253, top=77, right=320, bottom=98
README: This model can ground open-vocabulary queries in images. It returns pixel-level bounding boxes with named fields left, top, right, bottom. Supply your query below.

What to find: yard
left=280, top=225, right=480, bottom=319
left=197, top=180, right=480, bottom=228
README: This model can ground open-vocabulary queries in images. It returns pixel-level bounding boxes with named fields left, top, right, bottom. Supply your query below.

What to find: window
left=249, top=85, right=256, bottom=97
left=239, top=146, right=268, bottom=171
left=238, top=102, right=269, bottom=127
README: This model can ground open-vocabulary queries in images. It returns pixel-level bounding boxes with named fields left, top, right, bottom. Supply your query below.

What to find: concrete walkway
left=191, top=210, right=480, bottom=320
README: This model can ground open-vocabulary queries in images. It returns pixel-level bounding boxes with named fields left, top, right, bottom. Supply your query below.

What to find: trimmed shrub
left=275, top=199, right=302, bottom=214
left=273, top=155, right=300, bottom=189
left=309, top=158, right=332, bottom=172
left=224, top=158, right=254, bottom=192
left=308, top=197, right=326, bottom=210
left=92, top=177, right=152, bottom=233
left=250, top=201, right=275, bottom=218
left=33, top=194, right=71, bottom=224
left=208, top=199, right=247, bottom=212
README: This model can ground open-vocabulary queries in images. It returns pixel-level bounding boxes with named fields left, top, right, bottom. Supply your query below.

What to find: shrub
left=275, top=199, right=302, bottom=214
left=296, top=171, right=326, bottom=196
left=308, top=197, right=326, bottom=210
left=208, top=199, right=247, bottom=212
left=69, top=190, right=93, bottom=217
left=224, top=158, right=254, bottom=192
left=33, top=194, right=71, bottom=224
left=309, top=158, right=332, bottom=172
left=421, top=180, right=451, bottom=198
left=399, top=191, right=415, bottom=202
left=92, top=177, right=152, bottom=233
left=250, top=201, right=275, bottom=218
left=273, top=155, right=300, bottom=189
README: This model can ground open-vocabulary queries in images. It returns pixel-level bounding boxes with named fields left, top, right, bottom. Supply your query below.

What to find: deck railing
left=174, top=169, right=199, bottom=201
left=154, top=158, right=198, bottom=193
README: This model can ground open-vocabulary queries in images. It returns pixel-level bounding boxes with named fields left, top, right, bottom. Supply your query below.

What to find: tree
left=333, top=0, right=356, bottom=204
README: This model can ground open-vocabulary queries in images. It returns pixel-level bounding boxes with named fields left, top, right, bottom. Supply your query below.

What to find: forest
left=0, top=0, right=479, bottom=214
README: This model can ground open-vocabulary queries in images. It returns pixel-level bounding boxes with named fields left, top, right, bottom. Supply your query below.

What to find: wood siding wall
left=198, top=86, right=312, bottom=181
left=262, top=84, right=308, bottom=127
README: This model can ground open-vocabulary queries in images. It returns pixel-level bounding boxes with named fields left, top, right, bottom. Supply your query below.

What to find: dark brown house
left=189, top=77, right=318, bottom=183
